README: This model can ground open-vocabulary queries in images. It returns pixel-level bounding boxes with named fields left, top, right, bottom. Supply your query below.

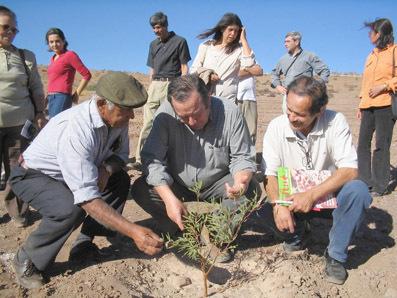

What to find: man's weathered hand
left=287, top=191, right=315, bottom=213
left=131, top=226, right=164, bottom=255
left=273, top=205, right=295, bottom=233
left=165, top=197, right=187, bottom=231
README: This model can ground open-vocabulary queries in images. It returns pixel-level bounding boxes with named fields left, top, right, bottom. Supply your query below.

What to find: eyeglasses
left=0, top=24, right=19, bottom=34
left=296, top=139, right=314, bottom=170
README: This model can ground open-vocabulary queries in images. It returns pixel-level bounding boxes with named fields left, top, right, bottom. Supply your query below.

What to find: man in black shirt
left=134, top=12, right=191, bottom=169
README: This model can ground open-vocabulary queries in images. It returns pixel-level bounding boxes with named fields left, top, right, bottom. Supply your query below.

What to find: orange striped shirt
left=359, top=44, right=397, bottom=109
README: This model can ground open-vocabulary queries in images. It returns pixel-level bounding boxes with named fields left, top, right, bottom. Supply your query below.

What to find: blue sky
left=3, top=0, right=397, bottom=74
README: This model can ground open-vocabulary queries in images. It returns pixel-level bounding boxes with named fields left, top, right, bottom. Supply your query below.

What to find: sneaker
left=12, top=251, right=44, bottom=289
left=324, top=250, right=347, bottom=285
left=69, top=241, right=104, bottom=261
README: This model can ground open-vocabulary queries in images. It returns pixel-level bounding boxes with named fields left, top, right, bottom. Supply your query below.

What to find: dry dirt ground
left=1, top=72, right=396, bottom=297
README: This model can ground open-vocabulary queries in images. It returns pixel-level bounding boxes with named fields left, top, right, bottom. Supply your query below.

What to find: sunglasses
left=0, top=24, right=19, bottom=34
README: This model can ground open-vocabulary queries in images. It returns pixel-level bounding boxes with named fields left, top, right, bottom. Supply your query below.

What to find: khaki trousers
left=135, top=81, right=169, bottom=163
left=237, top=100, right=257, bottom=145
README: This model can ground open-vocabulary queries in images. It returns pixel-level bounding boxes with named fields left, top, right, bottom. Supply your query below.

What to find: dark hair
left=197, top=13, right=242, bottom=54
left=167, top=74, right=210, bottom=108
left=0, top=5, right=17, bottom=24
left=45, top=27, right=68, bottom=51
left=287, top=76, right=328, bottom=115
left=149, top=12, right=168, bottom=28
left=364, top=18, right=394, bottom=49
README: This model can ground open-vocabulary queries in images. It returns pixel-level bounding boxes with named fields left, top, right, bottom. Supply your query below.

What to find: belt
left=152, top=77, right=175, bottom=82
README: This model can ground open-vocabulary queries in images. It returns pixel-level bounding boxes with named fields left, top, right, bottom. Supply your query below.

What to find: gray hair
left=93, top=94, right=115, bottom=111
left=285, top=31, right=302, bottom=44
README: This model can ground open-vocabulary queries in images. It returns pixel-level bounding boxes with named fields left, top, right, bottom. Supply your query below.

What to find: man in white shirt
left=9, top=72, right=163, bottom=289
left=262, top=76, right=371, bottom=285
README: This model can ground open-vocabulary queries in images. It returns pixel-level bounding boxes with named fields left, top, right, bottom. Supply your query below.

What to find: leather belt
left=152, top=77, right=175, bottom=82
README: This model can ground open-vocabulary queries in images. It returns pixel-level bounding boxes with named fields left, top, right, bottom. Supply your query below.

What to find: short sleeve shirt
left=147, top=31, right=191, bottom=78
left=261, top=110, right=357, bottom=176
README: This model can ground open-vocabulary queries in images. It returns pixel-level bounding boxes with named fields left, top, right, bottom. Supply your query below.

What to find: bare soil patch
left=1, top=72, right=396, bottom=297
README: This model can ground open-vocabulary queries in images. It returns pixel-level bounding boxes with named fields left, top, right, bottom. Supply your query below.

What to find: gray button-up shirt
left=142, top=97, right=256, bottom=189
left=271, top=49, right=330, bottom=88
left=23, top=97, right=129, bottom=204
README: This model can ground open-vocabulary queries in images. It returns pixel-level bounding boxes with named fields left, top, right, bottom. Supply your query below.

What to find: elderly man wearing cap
left=9, top=71, right=164, bottom=289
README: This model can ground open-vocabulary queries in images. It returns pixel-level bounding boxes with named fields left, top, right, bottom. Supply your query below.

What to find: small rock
left=176, top=276, right=192, bottom=288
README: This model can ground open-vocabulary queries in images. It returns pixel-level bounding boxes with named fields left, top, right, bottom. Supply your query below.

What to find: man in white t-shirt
left=261, top=76, right=372, bottom=285
left=237, top=63, right=263, bottom=145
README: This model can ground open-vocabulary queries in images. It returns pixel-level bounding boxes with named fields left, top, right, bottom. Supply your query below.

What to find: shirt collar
left=289, top=48, right=303, bottom=58
left=157, top=31, right=175, bottom=44
left=0, top=44, right=16, bottom=53
left=89, top=97, right=107, bottom=129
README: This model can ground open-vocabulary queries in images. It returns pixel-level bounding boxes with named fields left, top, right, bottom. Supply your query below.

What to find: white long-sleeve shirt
left=190, top=40, right=255, bottom=101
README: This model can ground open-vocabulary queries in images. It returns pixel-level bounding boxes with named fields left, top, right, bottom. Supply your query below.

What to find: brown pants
left=0, top=125, right=29, bottom=219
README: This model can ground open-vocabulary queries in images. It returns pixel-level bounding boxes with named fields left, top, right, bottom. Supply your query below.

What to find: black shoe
left=283, top=241, right=304, bottom=253
left=69, top=241, right=103, bottom=261
left=324, top=251, right=347, bottom=285
left=370, top=190, right=391, bottom=197
left=12, top=252, right=44, bottom=289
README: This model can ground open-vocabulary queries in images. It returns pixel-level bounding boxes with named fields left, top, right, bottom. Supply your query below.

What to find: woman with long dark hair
left=190, top=13, right=255, bottom=101
left=45, top=28, right=91, bottom=118
left=357, top=18, right=396, bottom=196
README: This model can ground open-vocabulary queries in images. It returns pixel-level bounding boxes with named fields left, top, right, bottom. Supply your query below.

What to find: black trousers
left=131, top=174, right=262, bottom=234
left=9, top=166, right=130, bottom=271
left=357, top=106, right=395, bottom=193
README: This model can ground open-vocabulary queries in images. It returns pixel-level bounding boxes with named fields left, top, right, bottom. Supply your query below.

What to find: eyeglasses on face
left=0, top=24, right=19, bottom=34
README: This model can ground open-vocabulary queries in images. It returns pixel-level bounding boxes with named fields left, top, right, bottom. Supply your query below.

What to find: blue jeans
left=47, top=93, right=72, bottom=118
left=269, top=180, right=372, bottom=263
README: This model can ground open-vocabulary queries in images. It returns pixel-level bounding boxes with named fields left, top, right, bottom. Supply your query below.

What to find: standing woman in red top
left=45, top=28, right=91, bottom=118
left=357, top=18, right=396, bottom=197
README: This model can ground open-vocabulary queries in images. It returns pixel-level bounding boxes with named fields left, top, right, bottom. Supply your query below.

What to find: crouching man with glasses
left=261, top=76, right=372, bottom=285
